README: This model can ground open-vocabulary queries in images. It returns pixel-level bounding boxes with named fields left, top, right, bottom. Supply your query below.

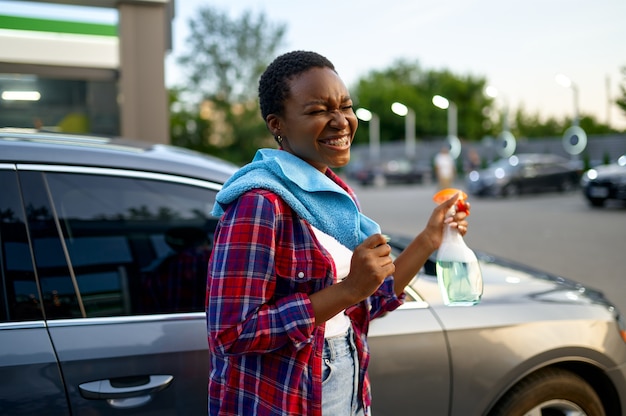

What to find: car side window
left=35, top=171, right=218, bottom=318
left=0, top=170, right=44, bottom=322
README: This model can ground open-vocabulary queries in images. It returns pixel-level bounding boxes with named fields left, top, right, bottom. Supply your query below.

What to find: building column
left=118, top=2, right=169, bottom=144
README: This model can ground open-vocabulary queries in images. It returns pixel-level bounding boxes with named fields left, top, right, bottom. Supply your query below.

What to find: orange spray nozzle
left=433, top=188, right=470, bottom=215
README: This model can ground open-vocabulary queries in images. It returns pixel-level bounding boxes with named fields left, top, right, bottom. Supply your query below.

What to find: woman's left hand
left=447, top=197, right=470, bottom=236
left=423, top=193, right=470, bottom=251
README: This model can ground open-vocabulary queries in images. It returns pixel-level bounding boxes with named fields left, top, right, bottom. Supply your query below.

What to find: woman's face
left=267, top=67, right=358, bottom=172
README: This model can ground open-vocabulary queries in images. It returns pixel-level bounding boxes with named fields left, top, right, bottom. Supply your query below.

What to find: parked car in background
left=581, top=154, right=626, bottom=207
left=466, top=153, right=582, bottom=197
left=1, top=130, right=625, bottom=416
left=347, top=158, right=432, bottom=186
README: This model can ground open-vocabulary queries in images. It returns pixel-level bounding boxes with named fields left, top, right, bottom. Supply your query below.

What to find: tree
left=173, top=6, right=286, bottom=164
left=352, top=60, right=494, bottom=145
left=178, top=6, right=286, bottom=103
left=511, top=106, right=563, bottom=138
left=510, top=105, right=617, bottom=139
left=169, top=87, right=214, bottom=154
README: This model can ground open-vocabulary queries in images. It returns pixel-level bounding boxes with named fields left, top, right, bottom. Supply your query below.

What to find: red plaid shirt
left=207, top=170, right=403, bottom=416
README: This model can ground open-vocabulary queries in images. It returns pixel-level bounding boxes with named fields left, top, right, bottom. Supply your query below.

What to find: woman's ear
left=266, top=114, right=280, bottom=136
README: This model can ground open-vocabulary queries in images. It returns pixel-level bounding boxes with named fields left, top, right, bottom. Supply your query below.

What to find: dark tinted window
left=0, top=170, right=44, bottom=322
left=42, top=172, right=218, bottom=318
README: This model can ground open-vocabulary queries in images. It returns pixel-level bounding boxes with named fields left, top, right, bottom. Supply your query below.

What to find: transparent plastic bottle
left=434, top=190, right=483, bottom=306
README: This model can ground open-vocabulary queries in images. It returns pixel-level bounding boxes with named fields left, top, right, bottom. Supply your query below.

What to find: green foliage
left=511, top=106, right=563, bottom=138
left=177, top=6, right=286, bottom=103
left=169, top=88, right=215, bottom=154
left=511, top=105, right=617, bottom=139
left=352, top=59, right=494, bottom=144
left=578, top=115, right=616, bottom=135
left=171, top=6, right=287, bottom=164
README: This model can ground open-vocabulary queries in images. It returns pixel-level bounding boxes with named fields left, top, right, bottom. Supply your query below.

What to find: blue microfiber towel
left=212, top=149, right=381, bottom=250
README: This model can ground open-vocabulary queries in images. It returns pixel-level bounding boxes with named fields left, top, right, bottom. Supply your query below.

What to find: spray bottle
left=433, top=188, right=483, bottom=306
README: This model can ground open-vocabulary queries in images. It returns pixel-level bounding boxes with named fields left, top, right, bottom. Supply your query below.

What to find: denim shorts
left=322, top=326, right=365, bottom=416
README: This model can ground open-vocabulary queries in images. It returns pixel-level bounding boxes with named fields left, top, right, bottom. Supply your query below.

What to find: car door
left=0, top=168, right=71, bottom=415
left=540, top=161, right=572, bottom=190
left=17, top=165, right=221, bottom=415
left=517, top=162, right=541, bottom=192
left=367, top=287, right=450, bottom=416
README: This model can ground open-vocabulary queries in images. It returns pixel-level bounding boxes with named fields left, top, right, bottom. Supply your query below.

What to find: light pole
left=432, top=95, right=458, bottom=138
left=484, top=86, right=516, bottom=158
left=555, top=73, right=580, bottom=126
left=355, top=107, right=380, bottom=162
left=391, top=101, right=416, bottom=159
left=484, top=85, right=510, bottom=132
left=555, top=73, right=586, bottom=155
left=432, top=95, right=460, bottom=159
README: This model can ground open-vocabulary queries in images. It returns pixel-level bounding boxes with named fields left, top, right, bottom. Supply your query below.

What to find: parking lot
left=351, top=182, right=626, bottom=318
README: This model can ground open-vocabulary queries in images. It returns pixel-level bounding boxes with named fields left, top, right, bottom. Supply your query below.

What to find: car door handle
left=79, top=375, right=173, bottom=408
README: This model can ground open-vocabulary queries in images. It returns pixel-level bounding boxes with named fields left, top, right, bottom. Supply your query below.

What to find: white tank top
left=310, top=226, right=353, bottom=338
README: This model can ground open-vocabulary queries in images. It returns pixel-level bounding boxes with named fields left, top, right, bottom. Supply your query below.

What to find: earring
left=275, top=135, right=283, bottom=146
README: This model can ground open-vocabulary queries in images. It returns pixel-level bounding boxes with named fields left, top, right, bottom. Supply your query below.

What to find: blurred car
left=1, top=130, right=625, bottom=416
left=466, top=153, right=581, bottom=197
left=581, top=154, right=626, bottom=207
left=347, top=158, right=432, bottom=186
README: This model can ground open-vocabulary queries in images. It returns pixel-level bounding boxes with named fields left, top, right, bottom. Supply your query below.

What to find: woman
left=207, top=50, right=468, bottom=416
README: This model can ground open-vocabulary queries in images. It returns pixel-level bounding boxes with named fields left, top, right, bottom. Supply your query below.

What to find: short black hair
left=258, top=50, right=336, bottom=121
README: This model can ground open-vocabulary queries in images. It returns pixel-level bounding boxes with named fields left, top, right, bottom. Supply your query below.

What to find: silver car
left=1, top=130, right=625, bottom=415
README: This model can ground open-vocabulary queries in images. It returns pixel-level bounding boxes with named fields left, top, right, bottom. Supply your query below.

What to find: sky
left=3, top=0, right=626, bottom=130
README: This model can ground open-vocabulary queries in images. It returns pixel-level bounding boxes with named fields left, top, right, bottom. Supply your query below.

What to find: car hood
left=388, top=234, right=615, bottom=311
left=475, top=168, right=497, bottom=180
left=470, top=165, right=515, bottom=182
left=590, top=163, right=626, bottom=180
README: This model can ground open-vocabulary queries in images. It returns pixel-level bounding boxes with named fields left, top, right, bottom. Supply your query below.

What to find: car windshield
left=489, top=158, right=518, bottom=172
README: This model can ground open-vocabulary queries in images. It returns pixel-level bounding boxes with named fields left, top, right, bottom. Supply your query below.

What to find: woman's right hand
left=342, top=234, right=395, bottom=302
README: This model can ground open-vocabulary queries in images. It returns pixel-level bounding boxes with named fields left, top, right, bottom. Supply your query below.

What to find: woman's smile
left=319, top=134, right=351, bottom=149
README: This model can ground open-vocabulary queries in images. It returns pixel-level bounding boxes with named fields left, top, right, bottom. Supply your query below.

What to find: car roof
left=511, top=153, right=568, bottom=163
left=0, top=128, right=239, bottom=184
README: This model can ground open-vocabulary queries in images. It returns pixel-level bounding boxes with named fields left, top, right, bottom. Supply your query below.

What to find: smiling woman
left=206, top=50, right=469, bottom=416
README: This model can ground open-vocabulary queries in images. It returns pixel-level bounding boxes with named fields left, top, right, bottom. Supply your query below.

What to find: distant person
left=465, top=148, right=481, bottom=173
left=435, top=146, right=455, bottom=189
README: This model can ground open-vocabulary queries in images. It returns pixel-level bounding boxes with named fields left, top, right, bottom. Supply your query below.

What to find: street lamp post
left=391, top=101, right=416, bottom=159
left=432, top=95, right=461, bottom=159
left=355, top=107, right=380, bottom=162
left=555, top=73, right=580, bottom=126
left=484, top=85, right=510, bottom=132
left=432, top=95, right=457, bottom=138
left=484, top=86, right=516, bottom=158
left=555, top=73, right=586, bottom=156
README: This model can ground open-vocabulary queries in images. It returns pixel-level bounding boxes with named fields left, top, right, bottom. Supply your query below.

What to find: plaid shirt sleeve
left=207, top=190, right=331, bottom=415
left=207, top=190, right=317, bottom=356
